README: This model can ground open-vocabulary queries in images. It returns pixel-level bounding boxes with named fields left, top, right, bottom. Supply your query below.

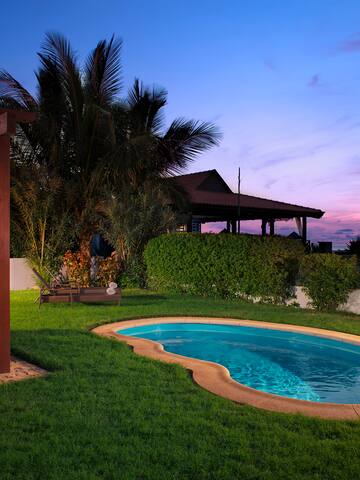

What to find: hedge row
left=144, top=233, right=305, bottom=302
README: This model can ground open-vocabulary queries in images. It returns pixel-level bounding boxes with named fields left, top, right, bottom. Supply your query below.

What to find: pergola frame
left=0, top=108, right=36, bottom=373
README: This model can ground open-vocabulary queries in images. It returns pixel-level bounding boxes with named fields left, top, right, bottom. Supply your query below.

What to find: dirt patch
left=0, top=357, right=47, bottom=384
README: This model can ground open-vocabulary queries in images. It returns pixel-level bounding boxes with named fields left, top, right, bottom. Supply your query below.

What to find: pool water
left=119, top=323, right=360, bottom=403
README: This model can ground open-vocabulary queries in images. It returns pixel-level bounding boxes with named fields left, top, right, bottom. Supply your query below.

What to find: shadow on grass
left=122, top=294, right=167, bottom=305
left=11, top=328, right=127, bottom=373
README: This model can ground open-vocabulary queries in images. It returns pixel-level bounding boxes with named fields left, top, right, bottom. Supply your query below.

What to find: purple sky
left=0, top=1, right=359, bottom=248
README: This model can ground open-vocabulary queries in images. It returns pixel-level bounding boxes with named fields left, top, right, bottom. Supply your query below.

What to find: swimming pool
left=119, top=322, right=360, bottom=404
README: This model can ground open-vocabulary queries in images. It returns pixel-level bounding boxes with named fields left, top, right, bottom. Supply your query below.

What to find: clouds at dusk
left=263, top=58, right=277, bottom=71
left=0, top=0, right=359, bottom=249
left=308, top=74, right=320, bottom=88
left=203, top=212, right=360, bottom=250
left=336, top=32, right=360, bottom=53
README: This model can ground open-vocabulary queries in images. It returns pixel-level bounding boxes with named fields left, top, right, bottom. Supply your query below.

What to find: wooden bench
left=32, top=269, right=121, bottom=305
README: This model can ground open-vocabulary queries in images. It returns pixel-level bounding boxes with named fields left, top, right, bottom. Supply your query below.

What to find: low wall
left=10, top=258, right=37, bottom=291
left=288, top=286, right=360, bottom=315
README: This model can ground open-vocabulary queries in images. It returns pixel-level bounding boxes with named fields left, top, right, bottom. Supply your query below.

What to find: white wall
left=287, top=286, right=360, bottom=315
left=10, top=258, right=37, bottom=291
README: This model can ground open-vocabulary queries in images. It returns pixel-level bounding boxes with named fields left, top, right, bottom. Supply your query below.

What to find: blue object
left=119, top=323, right=360, bottom=403
left=90, top=233, right=113, bottom=257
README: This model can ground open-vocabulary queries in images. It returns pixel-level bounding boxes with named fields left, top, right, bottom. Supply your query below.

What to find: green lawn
left=1, top=290, right=360, bottom=480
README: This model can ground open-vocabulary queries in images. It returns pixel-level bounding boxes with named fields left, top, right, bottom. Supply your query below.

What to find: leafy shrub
left=144, top=233, right=304, bottom=302
left=300, top=254, right=359, bottom=310
left=347, top=237, right=360, bottom=258
left=96, top=254, right=121, bottom=286
left=63, top=245, right=121, bottom=287
left=120, top=256, right=147, bottom=288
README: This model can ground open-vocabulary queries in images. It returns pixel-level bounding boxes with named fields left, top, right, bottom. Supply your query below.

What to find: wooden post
left=269, top=219, right=275, bottom=236
left=231, top=220, right=236, bottom=234
left=0, top=132, right=11, bottom=373
left=261, top=219, right=267, bottom=237
left=302, top=216, right=307, bottom=245
left=226, top=220, right=230, bottom=233
left=0, top=109, right=36, bottom=373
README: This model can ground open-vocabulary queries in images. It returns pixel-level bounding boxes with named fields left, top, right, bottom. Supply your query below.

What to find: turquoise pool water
left=119, top=323, right=360, bottom=403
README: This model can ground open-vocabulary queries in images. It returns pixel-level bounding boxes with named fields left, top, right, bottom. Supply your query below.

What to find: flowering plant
left=96, top=253, right=121, bottom=286
left=63, top=243, right=91, bottom=286
left=63, top=245, right=121, bottom=287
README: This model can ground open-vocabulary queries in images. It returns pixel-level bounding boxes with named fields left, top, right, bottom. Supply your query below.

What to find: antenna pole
left=237, top=167, right=241, bottom=234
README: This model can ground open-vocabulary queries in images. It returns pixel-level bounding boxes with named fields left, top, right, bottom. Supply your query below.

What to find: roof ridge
left=172, top=169, right=217, bottom=179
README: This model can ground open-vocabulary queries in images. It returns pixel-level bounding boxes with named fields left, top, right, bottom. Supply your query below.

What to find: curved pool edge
left=92, top=317, right=360, bottom=420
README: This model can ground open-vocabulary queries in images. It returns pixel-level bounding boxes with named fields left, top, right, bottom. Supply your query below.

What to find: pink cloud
left=336, top=33, right=360, bottom=53
left=202, top=211, right=360, bottom=250
left=308, top=74, right=320, bottom=88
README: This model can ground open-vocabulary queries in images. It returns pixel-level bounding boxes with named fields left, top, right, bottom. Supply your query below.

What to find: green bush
left=120, top=256, right=147, bottom=289
left=300, top=254, right=359, bottom=310
left=144, top=233, right=304, bottom=302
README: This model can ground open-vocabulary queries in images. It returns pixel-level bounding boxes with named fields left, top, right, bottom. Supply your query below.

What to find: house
left=172, top=170, right=324, bottom=243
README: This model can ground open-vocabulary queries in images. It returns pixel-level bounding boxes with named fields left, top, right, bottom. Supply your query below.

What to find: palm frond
left=159, top=118, right=222, bottom=174
left=40, top=32, right=84, bottom=136
left=36, top=54, right=65, bottom=114
left=84, top=35, right=122, bottom=106
left=127, top=79, right=167, bottom=135
left=0, top=70, right=37, bottom=110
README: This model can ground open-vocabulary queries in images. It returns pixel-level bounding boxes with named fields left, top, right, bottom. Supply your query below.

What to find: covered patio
left=173, top=170, right=324, bottom=244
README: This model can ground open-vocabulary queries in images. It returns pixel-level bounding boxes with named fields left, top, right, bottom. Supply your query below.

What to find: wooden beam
left=0, top=108, right=36, bottom=124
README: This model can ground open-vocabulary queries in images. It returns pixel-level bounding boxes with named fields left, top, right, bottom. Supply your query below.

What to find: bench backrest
left=32, top=268, right=52, bottom=290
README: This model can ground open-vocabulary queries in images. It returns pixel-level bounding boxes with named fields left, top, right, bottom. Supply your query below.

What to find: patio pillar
left=0, top=109, right=36, bottom=373
left=261, top=219, right=267, bottom=237
left=302, top=216, right=307, bottom=245
left=231, top=220, right=236, bottom=234
left=226, top=220, right=231, bottom=233
left=269, top=219, right=275, bottom=236
left=0, top=130, right=11, bottom=373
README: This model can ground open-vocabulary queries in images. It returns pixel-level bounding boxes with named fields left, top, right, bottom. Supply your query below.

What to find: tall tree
left=0, top=33, right=221, bottom=273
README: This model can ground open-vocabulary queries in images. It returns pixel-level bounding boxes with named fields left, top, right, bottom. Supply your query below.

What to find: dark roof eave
left=190, top=202, right=325, bottom=219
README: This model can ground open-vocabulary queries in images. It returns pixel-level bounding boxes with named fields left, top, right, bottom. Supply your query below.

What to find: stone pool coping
left=92, top=317, right=360, bottom=420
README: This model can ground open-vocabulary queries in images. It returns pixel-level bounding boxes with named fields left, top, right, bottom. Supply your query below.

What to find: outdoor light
left=0, top=108, right=36, bottom=373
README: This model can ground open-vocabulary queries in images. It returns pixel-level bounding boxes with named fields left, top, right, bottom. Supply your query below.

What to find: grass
left=1, top=289, right=360, bottom=479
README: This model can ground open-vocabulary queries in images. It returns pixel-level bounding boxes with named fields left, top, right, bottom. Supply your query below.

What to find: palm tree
left=1, top=33, right=124, bottom=268
left=0, top=32, right=221, bottom=272
left=110, top=79, right=220, bottom=189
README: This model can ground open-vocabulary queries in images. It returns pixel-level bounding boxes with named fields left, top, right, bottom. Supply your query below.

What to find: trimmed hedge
left=144, top=233, right=304, bottom=302
left=300, top=254, right=359, bottom=310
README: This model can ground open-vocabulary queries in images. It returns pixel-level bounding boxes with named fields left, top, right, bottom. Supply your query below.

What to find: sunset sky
left=1, top=0, right=359, bottom=248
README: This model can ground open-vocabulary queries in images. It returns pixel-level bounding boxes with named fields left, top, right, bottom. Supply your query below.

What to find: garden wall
left=289, top=286, right=360, bottom=315
left=10, top=258, right=36, bottom=290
